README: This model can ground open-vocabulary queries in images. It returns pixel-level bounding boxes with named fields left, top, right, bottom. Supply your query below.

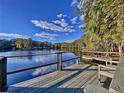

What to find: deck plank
left=50, top=66, right=97, bottom=93
left=43, top=69, right=90, bottom=93
left=28, top=64, right=91, bottom=93
left=8, top=64, right=100, bottom=93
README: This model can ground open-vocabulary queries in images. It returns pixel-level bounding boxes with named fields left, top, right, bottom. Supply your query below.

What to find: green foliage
left=16, top=38, right=32, bottom=49
left=77, top=0, right=124, bottom=52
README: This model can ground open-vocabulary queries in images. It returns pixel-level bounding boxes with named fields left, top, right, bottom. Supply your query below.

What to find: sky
left=0, top=0, right=84, bottom=43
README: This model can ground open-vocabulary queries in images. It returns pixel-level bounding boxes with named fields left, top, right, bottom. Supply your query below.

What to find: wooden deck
left=7, top=64, right=101, bottom=93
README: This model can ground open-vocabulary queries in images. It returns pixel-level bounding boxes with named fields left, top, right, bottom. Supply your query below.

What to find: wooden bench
left=84, top=55, right=124, bottom=93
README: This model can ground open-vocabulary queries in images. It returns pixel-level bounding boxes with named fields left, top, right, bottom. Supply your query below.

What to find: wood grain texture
left=7, top=64, right=102, bottom=93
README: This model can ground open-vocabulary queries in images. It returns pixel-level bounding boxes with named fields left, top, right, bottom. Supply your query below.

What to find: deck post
left=56, top=52, right=62, bottom=71
left=98, top=65, right=101, bottom=84
left=0, top=57, right=7, bottom=92
left=76, top=59, right=79, bottom=64
left=80, top=51, right=82, bottom=62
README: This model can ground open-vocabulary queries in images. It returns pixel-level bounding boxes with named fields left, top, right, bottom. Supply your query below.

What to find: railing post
left=98, top=65, right=101, bottom=84
left=76, top=58, right=79, bottom=64
left=56, top=52, right=62, bottom=71
left=0, top=57, right=7, bottom=92
left=80, top=51, right=82, bottom=62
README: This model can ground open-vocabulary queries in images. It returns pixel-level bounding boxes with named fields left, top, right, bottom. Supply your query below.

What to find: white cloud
left=53, top=19, right=68, bottom=27
left=34, top=32, right=58, bottom=39
left=68, top=25, right=74, bottom=28
left=32, top=20, right=64, bottom=32
left=57, top=14, right=67, bottom=18
left=70, top=17, right=78, bottom=24
left=52, top=20, right=60, bottom=24
left=71, top=0, right=87, bottom=9
left=63, top=27, right=74, bottom=32
left=71, top=0, right=78, bottom=6
left=0, top=33, right=29, bottom=38
left=78, top=25, right=83, bottom=29
left=31, top=20, right=74, bottom=32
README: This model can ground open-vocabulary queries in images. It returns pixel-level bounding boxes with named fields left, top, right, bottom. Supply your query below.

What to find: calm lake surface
left=0, top=50, right=77, bottom=86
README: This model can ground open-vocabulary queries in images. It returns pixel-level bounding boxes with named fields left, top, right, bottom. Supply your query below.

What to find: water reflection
left=32, top=65, right=56, bottom=76
left=0, top=50, right=77, bottom=85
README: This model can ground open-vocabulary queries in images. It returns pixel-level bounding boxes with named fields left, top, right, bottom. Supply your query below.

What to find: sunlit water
left=0, top=50, right=77, bottom=86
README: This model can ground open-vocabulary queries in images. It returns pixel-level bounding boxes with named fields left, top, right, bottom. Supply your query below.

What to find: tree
left=76, top=0, right=124, bottom=53
left=15, top=38, right=32, bottom=49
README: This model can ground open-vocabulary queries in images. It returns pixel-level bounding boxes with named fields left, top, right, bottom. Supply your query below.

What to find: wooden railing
left=0, top=52, right=81, bottom=92
left=81, top=51, right=120, bottom=58
left=81, top=51, right=121, bottom=65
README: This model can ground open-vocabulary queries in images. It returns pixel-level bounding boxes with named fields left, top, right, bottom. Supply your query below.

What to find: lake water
left=0, top=50, right=77, bottom=86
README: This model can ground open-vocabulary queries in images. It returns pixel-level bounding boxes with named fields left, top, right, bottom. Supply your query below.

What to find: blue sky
left=0, top=0, right=84, bottom=43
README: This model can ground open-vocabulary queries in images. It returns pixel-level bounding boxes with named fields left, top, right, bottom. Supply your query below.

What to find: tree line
left=0, top=38, right=57, bottom=52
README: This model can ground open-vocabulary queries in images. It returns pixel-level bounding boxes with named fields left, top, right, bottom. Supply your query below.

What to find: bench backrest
left=109, top=55, right=124, bottom=93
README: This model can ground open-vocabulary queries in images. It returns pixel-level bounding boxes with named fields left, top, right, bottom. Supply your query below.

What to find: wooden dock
left=82, top=56, right=119, bottom=64
left=8, top=64, right=100, bottom=93
left=81, top=51, right=120, bottom=65
left=0, top=51, right=116, bottom=93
